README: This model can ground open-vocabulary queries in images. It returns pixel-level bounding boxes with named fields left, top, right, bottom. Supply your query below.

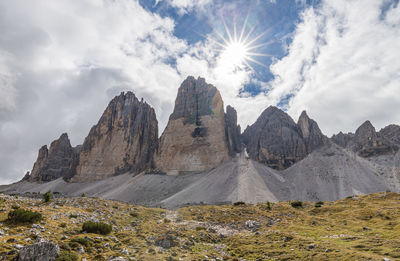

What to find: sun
left=222, top=41, right=249, bottom=67
left=207, top=14, right=273, bottom=71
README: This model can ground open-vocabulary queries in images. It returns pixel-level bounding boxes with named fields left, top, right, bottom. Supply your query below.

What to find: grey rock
left=28, top=133, right=78, bottom=182
left=225, top=105, right=242, bottom=156
left=169, top=76, right=218, bottom=124
left=297, top=111, right=326, bottom=153
left=107, top=257, right=127, bottom=261
left=18, top=241, right=59, bottom=261
left=242, top=106, right=307, bottom=169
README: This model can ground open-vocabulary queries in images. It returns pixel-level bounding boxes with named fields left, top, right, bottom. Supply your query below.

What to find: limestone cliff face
left=331, top=121, right=398, bottom=157
left=29, top=133, right=78, bottom=182
left=156, top=76, right=234, bottom=174
left=242, top=107, right=326, bottom=170
left=380, top=124, right=400, bottom=146
left=71, top=91, right=158, bottom=182
left=242, top=106, right=307, bottom=170
left=225, top=105, right=242, bottom=156
left=297, top=111, right=326, bottom=153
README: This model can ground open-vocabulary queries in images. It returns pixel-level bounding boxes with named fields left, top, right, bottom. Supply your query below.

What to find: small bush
left=7, top=208, right=42, bottom=224
left=59, top=222, right=67, bottom=228
left=70, top=237, right=89, bottom=247
left=81, top=193, right=86, bottom=197
left=129, top=211, right=139, bottom=218
left=315, top=201, right=324, bottom=208
left=43, top=191, right=51, bottom=203
left=233, top=201, right=245, bottom=206
left=266, top=201, right=271, bottom=210
left=290, top=201, right=303, bottom=208
left=11, top=205, right=20, bottom=210
left=69, top=214, right=77, bottom=218
left=82, top=221, right=112, bottom=235
left=55, top=251, right=78, bottom=261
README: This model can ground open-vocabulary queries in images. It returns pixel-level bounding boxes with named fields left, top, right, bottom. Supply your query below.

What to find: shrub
left=7, top=208, right=42, bottom=224
left=266, top=201, right=271, bottom=210
left=59, top=222, right=67, bottom=228
left=290, top=201, right=303, bottom=208
left=11, top=205, right=20, bottom=210
left=43, top=191, right=51, bottom=203
left=55, top=251, right=78, bottom=261
left=233, top=201, right=245, bottom=206
left=69, top=214, right=78, bottom=218
left=315, top=201, right=324, bottom=208
left=129, top=211, right=139, bottom=218
left=70, top=237, right=89, bottom=247
left=81, top=193, right=86, bottom=197
left=82, top=221, right=112, bottom=235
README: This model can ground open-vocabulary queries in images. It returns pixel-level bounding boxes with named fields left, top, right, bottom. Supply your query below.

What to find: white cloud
left=0, top=0, right=187, bottom=183
left=166, top=0, right=212, bottom=15
left=267, top=0, right=400, bottom=136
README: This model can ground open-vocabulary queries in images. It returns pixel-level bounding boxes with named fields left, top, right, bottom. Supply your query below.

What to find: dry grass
left=0, top=192, right=399, bottom=260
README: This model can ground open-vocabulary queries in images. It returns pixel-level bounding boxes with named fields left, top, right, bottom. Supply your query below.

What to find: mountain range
left=2, top=76, right=400, bottom=208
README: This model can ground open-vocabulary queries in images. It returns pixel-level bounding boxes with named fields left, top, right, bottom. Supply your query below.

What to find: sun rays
left=209, top=13, right=274, bottom=72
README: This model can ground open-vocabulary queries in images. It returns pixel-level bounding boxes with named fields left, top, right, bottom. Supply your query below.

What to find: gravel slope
left=1, top=145, right=396, bottom=208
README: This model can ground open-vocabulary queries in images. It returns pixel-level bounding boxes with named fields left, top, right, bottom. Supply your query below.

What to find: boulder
left=18, top=241, right=59, bottom=261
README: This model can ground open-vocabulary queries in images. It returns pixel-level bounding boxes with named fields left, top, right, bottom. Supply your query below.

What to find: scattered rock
left=18, top=241, right=60, bottom=261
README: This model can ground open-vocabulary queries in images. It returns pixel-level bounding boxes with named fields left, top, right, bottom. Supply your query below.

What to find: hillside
left=1, top=192, right=400, bottom=260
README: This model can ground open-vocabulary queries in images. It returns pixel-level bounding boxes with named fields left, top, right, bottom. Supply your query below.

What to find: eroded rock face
left=29, top=133, right=78, bottom=182
left=225, top=105, right=242, bottom=156
left=379, top=124, right=400, bottom=146
left=297, top=111, right=326, bottom=153
left=242, top=107, right=326, bottom=170
left=331, top=121, right=398, bottom=157
left=242, top=106, right=306, bottom=170
left=331, top=132, right=354, bottom=148
left=156, top=76, right=233, bottom=174
left=72, top=91, right=158, bottom=182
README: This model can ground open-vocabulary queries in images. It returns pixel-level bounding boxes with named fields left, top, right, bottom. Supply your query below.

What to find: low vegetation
left=7, top=208, right=42, bottom=224
left=290, top=200, right=303, bottom=208
left=1, top=192, right=400, bottom=260
left=43, top=191, right=51, bottom=203
left=82, top=221, right=112, bottom=235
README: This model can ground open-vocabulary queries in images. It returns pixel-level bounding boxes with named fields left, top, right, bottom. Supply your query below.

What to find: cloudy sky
left=0, top=0, right=399, bottom=184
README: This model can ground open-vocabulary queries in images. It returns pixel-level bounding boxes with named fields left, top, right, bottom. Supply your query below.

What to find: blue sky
left=139, top=0, right=321, bottom=97
left=0, top=0, right=399, bottom=183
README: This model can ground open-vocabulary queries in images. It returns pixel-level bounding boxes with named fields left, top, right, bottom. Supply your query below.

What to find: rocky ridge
left=242, top=107, right=326, bottom=170
left=332, top=120, right=399, bottom=157
left=26, top=91, right=159, bottom=183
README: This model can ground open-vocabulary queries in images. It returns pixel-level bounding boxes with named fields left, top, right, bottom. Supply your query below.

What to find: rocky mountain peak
left=28, top=133, right=77, bottom=182
left=242, top=106, right=307, bottom=170
left=170, top=76, right=222, bottom=125
left=380, top=124, right=400, bottom=146
left=297, top=111, right=311, bottom=138
left=355, top=120, right=377, bottom=145
left=156, top=76, right=232, bottom=174
left=297, top=110, right=326, bottom=152
left=72, top=91, right=158, bottom=182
